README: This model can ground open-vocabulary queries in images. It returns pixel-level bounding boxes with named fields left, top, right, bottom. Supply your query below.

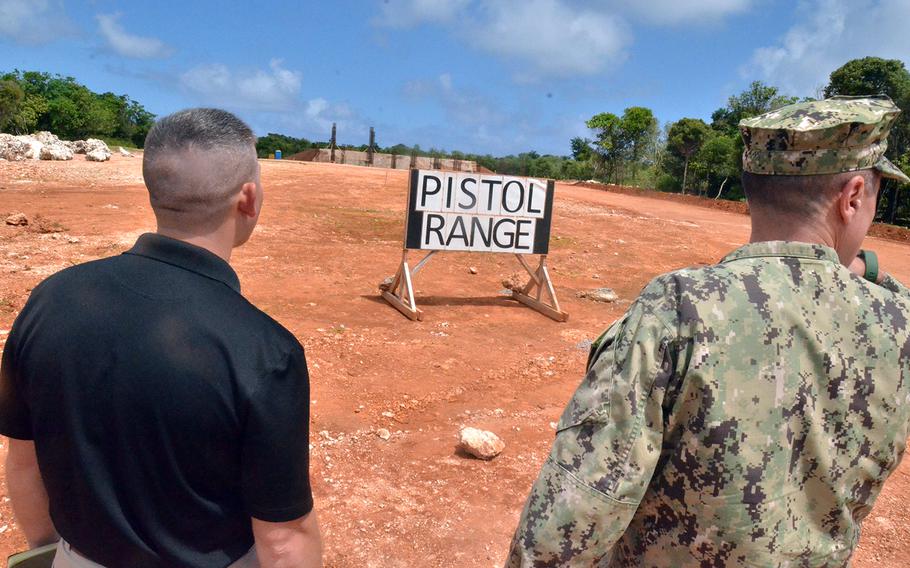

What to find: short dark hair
left=142, top=108, right=257, bottom=225
left=742, top=169, right=880, bottom=219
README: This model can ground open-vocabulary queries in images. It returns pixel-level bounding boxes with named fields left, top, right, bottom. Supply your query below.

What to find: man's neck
left=155, top=226, right=234, bottom=262
left=749, top=226, right=834, bottom=247
left=748, top=211, right=837, bottom=249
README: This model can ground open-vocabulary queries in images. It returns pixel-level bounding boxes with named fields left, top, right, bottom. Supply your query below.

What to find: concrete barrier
left=287, top=148, right=476, bottom=172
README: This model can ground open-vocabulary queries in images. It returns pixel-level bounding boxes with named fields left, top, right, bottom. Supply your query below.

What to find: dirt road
left=1, top=157, right=908, bottom=566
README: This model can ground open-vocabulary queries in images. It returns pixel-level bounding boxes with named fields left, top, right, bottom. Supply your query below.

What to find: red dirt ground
left=1, top=157, right=909, bottom=567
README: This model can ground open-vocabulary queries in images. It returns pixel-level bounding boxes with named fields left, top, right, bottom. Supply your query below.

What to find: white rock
left=84, top=138, right=110, bottom=154
left=118, top=146, right=134, bottom=157
left=577, top=287, right=619, bottom=303
left=468, top=266, right=478, bottom=275
left=18, top=136, right=43, bottom=159
left=5, top=213, right=29, bottom=226
left=377, top=428, right=391, bottom=441
left=0, top=136, right=33, bottom=161
left=458, top=426, right=505, bottom=460
left=33, top=131, right=60, bottom=146
left=40, top=143, right=74, bottom=161
left=86, top=148, right=112, bottom=162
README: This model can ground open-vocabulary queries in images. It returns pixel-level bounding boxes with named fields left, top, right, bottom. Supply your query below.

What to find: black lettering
left=514, top=219, right=533, bottom=250
left=444, top=176, right=455, bottom=209
left=470, top=216, right=492, bottom=248
left=492, top=218, right=516, bottom=249
left=527, top=182, right=543, bottom=215
left=501, top=180, right=525, bottom=213
left=445, top=215, right=469, bottom=247
left=424, top=213, right=445, bottom=246
left=458, top=178, right=477, bottom=210
left=482, top=179, right=502, bottom=211
left=420, top=175, right=442, bottom=207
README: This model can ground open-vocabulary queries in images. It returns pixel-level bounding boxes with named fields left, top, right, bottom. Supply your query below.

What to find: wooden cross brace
left=378, top=250, right=569, bottom=322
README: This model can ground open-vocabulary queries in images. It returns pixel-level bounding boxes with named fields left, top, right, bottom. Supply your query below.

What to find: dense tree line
left=0, top=70, right=155, bottom=147
left=574, top=57, right=910, bottom=227
left=255, top=133, right=320, bottom=158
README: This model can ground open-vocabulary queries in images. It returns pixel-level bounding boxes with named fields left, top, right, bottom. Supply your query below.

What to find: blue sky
left=1, top=0, right=909, bottom=156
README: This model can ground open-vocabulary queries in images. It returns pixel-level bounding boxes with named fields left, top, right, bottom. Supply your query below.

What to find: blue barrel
left=275, top=149, right=282, bottom=160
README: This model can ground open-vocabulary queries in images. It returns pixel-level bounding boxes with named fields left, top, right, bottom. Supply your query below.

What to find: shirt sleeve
left=879, top=274, right=910, bottom=300
left=0, top=312, right=33, bottom=440
left=241, top=344, right=314, bottom=522
left=506, top=298, right=677, bottom=567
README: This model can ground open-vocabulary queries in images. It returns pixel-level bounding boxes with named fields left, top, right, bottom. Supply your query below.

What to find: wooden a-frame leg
left=510, top=254, right=569, bottom=322
left=380, top=250, right=424, bottom=320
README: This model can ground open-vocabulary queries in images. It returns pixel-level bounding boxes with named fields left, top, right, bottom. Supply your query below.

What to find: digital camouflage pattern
left=740, top=95, right=910, bottom=183
left=507, top=241, right=910, bottom=567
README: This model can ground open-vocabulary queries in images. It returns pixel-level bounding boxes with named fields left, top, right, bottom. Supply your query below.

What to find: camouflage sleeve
left=879, top=273, right=910, bottom=300
left=506, top=296, right=677, bottom=567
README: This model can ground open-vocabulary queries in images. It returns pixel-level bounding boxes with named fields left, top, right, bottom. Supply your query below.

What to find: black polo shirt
left=0, top=233, right=313, bottom=567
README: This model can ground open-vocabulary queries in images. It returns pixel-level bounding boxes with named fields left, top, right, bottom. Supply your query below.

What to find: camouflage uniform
left=507, top=97, right=910, bottom=567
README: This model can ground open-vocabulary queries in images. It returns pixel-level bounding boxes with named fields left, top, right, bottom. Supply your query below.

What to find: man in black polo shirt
left=1, top=108, right=322, bottom=567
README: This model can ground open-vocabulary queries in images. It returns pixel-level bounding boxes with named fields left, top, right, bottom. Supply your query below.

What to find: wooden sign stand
left=511, top=253, right=567, bottom=321
left=379, top=249, right=568, bottom=322
left=380, top=249, right=433, bottom=321
left=380, top=169, right=569, bottom=322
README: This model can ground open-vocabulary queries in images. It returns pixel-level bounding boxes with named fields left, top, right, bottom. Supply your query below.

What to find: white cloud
left=373, top=0, right=757, bottom=79
left=375, top=0, right=627, bottom=78
left=0, top=0, right=71, bottom=44
left=303, top=97, right=354, bottom=132
left=374, top=0, right=471, bottom=28
left=180, top=59, right=303, bottom=111
left=471, top=0, right=629, bottom=78
left=177, top=59, right=357, bottom=140
left=96, top=13, right=173, bottom=59
left=744, top=0, right=910, bottom=96
left=614, top=0, right=753, bottom=25
left=405, top=73, right=503, bottom=127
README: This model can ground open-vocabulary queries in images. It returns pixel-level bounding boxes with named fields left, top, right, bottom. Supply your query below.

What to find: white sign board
left=404, top=170, right=554, bottom=254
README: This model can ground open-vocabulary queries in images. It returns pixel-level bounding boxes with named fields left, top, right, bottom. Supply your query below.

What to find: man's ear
left=837, top=174, right=866, bottom=223
left=236, top=182, right=259, bottom=218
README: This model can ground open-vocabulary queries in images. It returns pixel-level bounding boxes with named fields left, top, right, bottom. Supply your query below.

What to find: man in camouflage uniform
left=506, top=96, right=910, bottom=567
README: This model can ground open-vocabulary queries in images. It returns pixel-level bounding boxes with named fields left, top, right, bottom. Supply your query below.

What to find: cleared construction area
left=2, top=157, right=909, bottom=566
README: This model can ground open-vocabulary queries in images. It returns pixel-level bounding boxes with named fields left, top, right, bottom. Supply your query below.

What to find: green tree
left=124, top=99, right=155, bottom=146
left=620, top=106, right=658, bottom=183
left=667, top=118, right=709, bottom=193
left=7, top=94, right=48, bottom=134
left=255, top=133, right=314, bottom=158
left=711, top=81, right=799, bottom=136
left=46, top=96, right=85, bottom=138
left=0, top=80, right=24, bottom=132
left=0, top=69, right=157, bottom=145
left=586, top=112, right=623, bottom=182
left=695, top=133, right=738, bottom=198
left=570, top=137, right=591, bottom=161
